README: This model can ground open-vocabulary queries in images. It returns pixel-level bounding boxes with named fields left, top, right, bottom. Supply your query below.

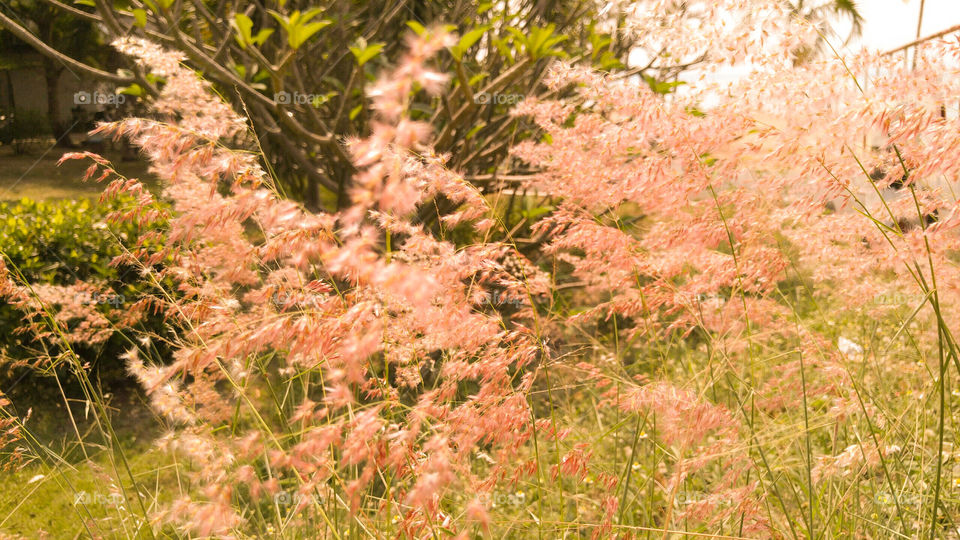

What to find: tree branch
left=39, top=0, right=100, bottom=22
left=0, top=10, right=133, bottom=84
left=884, top=24, right=960, bottom=56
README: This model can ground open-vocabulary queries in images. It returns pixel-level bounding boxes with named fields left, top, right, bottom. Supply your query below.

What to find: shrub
left=0, top=197, right=135, bottom=281
left=0, top=196, right=170, bottom=389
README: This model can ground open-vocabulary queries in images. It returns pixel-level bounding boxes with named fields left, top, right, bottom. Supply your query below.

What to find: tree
left=2, top=0, right=642, bottom=212
left=0, top=0, right=112, bottom=142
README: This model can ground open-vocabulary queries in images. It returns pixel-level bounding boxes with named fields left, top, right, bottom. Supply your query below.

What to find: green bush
left=0, top=197, right=170, bottom=391
left=1, top=198, right=134, bottom=281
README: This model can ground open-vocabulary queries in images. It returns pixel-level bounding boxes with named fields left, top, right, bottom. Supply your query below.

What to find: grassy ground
left=0, top=144, right=156, bottom=202
left=0, top=387, right=172, bottom=538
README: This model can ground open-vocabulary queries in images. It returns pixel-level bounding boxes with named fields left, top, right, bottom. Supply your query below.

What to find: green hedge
left=0, top=197, right=170, bottom=392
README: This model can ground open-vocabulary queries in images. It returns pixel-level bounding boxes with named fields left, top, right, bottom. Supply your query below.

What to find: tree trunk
left=44, top=62, right=67, bottom=144
left=4, top=70, right=15, bottom=110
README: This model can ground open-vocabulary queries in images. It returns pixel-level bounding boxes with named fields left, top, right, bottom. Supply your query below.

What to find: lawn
left=0, top=145, right=157, bottom=202
left=0, top=387, right=174, bottom=538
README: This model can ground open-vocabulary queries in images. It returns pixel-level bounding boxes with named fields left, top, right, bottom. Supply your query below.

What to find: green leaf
left=132, top=8, right=147, bottom=28
left=642, top=74, right=686, bottom=95
left=349, top=42, right=385, bottom=67
left=292, top=20, right=330, bottom=48
left=270, top=9, right=330, bottom=49
left=451, top=26, right=489, bottom=61
left=589, top=33, right=612, bottom=58
left=465, top=122, right=486, bottom=140
left=468, top=73, right=489, bottom=86
left=532, top=25, right=567, bottom=59
left=491, top=37, right=514, bottom=63
left=593, top=50, right=623, bottom=71
left=268, top=10, right=285, bottom=27
left=349, top=104, right=363, bottom=120
left=232, top=13, right=254, bottom=49
left=253, top=28, right=274, bottom=46
left=406, top=21, right=426, bottom=36
left=145, top=73, right=165, bottom=85
left=252, top=69, right=271, bottom=83
left=311, top=92, right=338, bottom=107
left=299, top=7, right=326, bottom=23
left=117, top=84, right=144, bottom=97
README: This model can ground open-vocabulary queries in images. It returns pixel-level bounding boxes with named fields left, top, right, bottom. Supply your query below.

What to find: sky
left=849, top=0, right=960, bottom=52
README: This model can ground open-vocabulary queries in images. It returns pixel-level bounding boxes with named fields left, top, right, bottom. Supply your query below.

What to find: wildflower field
left=3, top=0, right=960, bottom=538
